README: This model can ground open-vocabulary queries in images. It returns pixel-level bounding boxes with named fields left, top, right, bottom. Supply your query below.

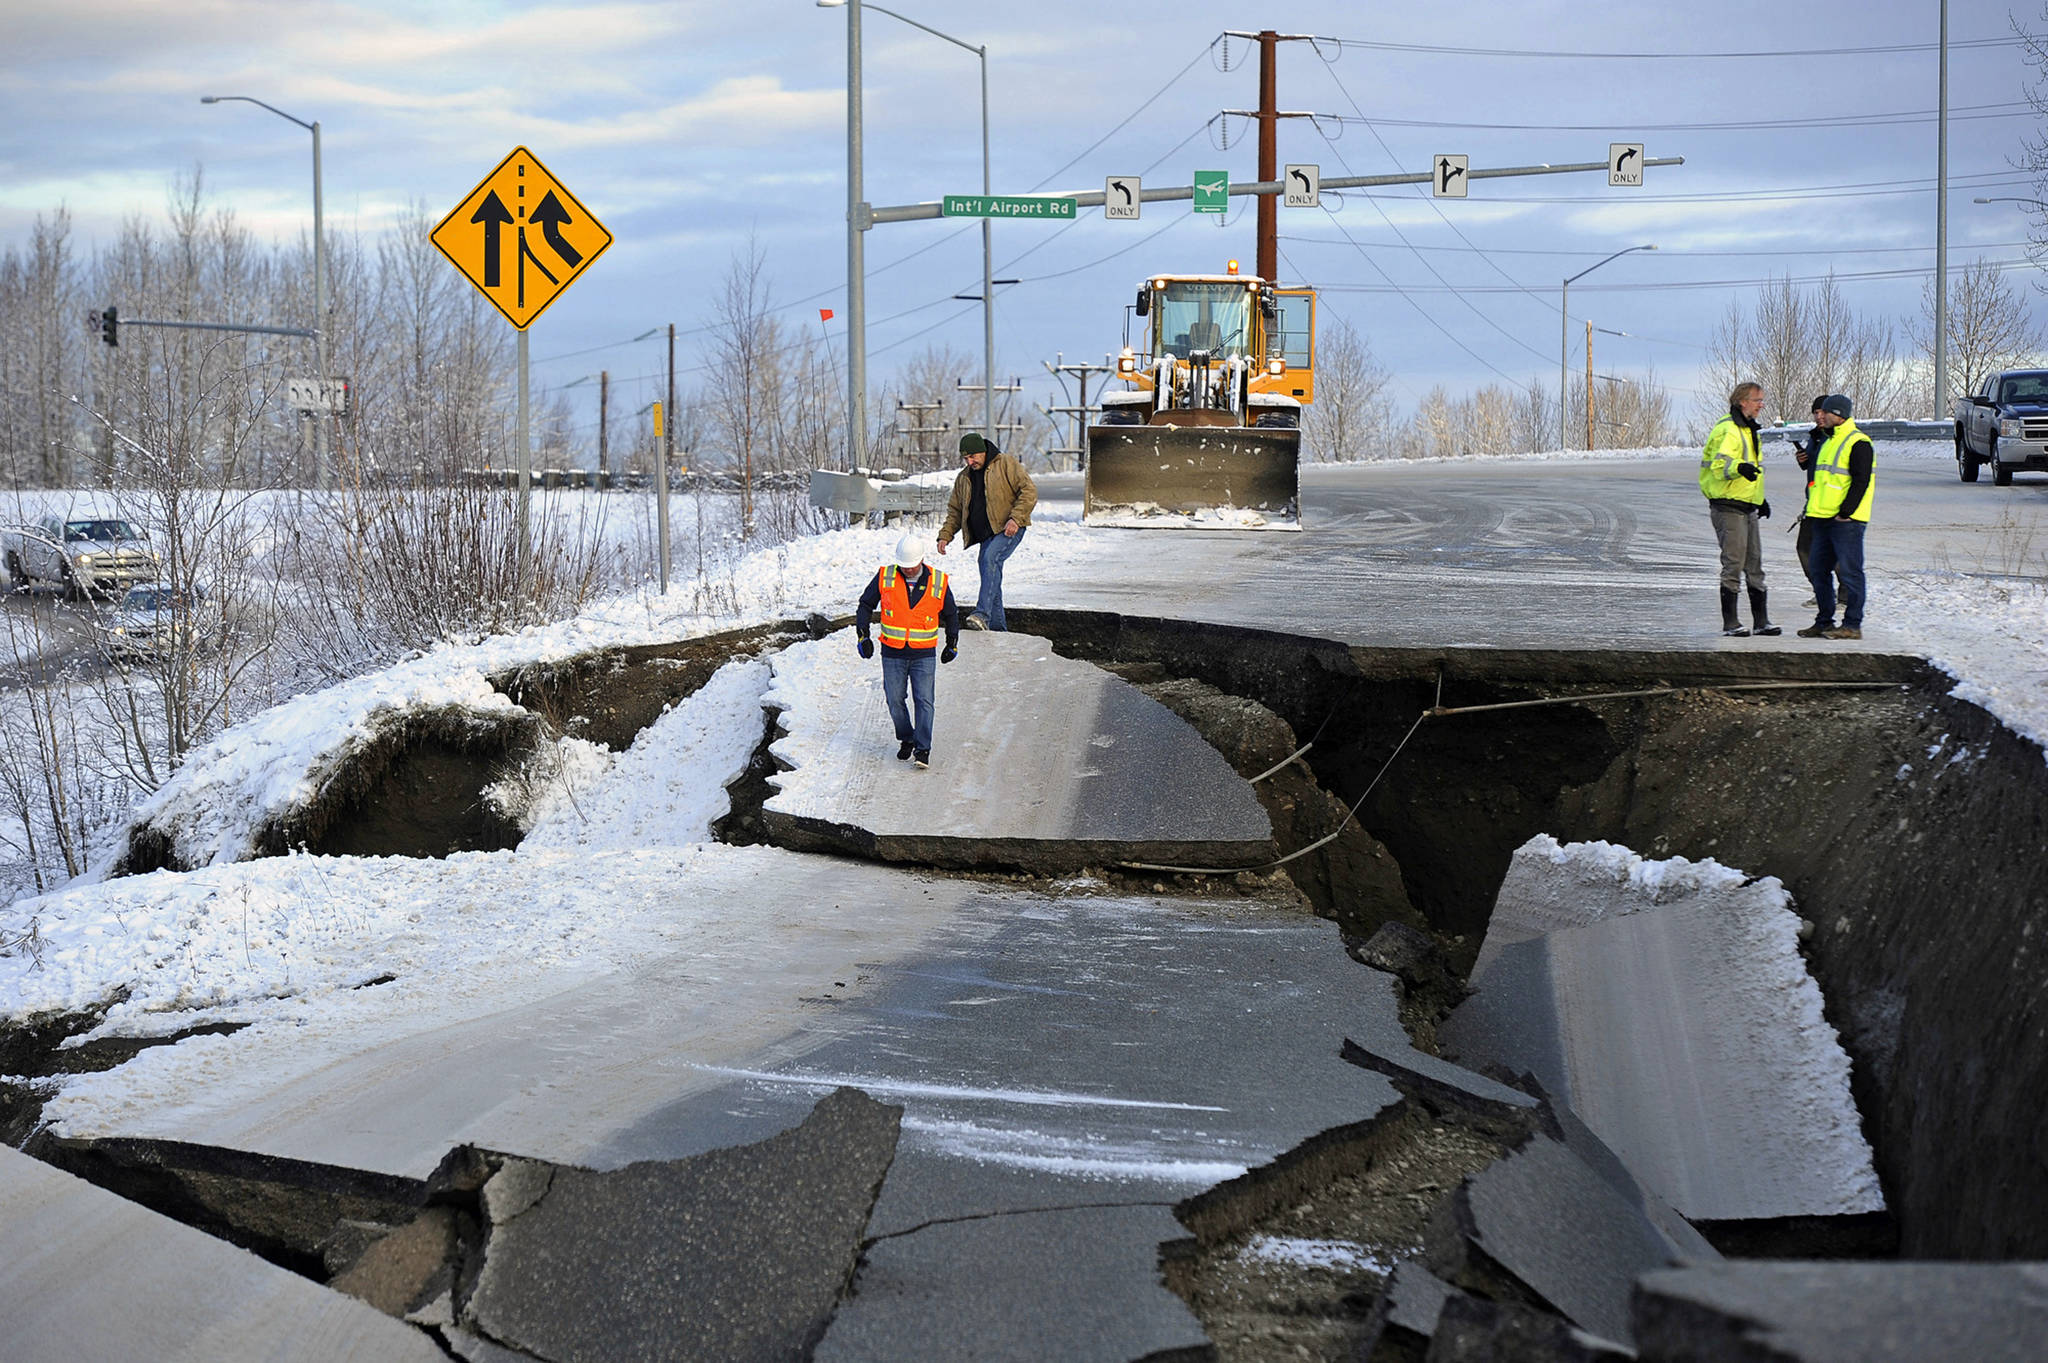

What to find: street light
left=202, top=95, right=327, bottom=488
left=1561, top=244, right=1655, bottom=452
left=1974, top=196, right=2048, bottom=209
left=818, top=0, right=995, bottom=466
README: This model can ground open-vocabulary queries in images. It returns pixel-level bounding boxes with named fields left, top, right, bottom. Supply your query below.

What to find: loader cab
left=1262, top=287, right=1316, bottom=404
left=1146, top=278, right=1255, bottom=361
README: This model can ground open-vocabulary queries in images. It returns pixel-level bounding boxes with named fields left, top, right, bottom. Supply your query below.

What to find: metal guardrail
left=809, top=469, right=951, bottom=515
left=1759, top=420, right=1954, bottom=443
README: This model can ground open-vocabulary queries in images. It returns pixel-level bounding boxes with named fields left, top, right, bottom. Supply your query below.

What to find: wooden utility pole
left=1227, top=29, right=1324, bottom=283
left=1257, top=31, right=1278, bottom=282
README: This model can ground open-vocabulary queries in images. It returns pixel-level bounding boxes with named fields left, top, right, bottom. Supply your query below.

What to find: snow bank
left=520, top=657, right=772, bottom=850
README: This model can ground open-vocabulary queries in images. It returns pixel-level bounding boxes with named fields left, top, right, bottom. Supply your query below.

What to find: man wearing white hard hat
left=854, top=533, right=961, bottom=769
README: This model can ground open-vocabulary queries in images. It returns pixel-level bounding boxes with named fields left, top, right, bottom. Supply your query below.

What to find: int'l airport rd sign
left=942, top=195, right=1076, bottom=219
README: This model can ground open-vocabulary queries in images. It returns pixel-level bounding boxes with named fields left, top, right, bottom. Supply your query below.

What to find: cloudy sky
left=3, top=0, right=2040, bottom=447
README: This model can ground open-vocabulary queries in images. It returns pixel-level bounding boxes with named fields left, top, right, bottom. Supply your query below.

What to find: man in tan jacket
left=937, top=432, right=1037, bottom=631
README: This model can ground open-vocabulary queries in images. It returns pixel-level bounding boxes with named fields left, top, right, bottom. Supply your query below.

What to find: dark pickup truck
left=1954, top=368, right=2048, bottom=485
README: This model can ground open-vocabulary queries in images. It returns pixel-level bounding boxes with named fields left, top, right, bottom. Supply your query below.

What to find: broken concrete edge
left=28, top=1131, right=428, bottom=1275
left=1338, top=1036, right=1539, bottom=1129
left=1168, top=1100, right=1428, bottom=1256
left=1631, top=1261, right=2048, bottom=1363
left=1692, top=1209, right=1898, bottom=1260
left=1004, top=605, right=1935, bottom=691
left=759, top=808, right=1279, bottom=876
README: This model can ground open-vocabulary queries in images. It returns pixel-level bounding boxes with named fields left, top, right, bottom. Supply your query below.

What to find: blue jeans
left=881, top=650, right=936, bottom=751
left=975, top=526, right=1026, bottom=630
left=1806, top=519, right=1867, bottom=629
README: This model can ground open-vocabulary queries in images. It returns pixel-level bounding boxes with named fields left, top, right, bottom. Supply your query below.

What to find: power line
left=1025, top=43, right=1215, bottom=191
left=1302, top=101, right=2028, bottom=134
left=1277, top=234, right=2033, bottom=259
left=1315, top=52, right=1565, bottom=334
left=1311, top=257, right=2038, bottom=295
left=1389, top=173, right=2033, bottom=207
left=1311, top=33, right=2022, bottom=60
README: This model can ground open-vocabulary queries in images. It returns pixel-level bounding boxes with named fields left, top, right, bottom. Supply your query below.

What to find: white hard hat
left=892, top=533, right=924, bottom=568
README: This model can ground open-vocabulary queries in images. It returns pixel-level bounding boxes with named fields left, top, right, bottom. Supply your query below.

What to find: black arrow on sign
left=1289, top=168, right=1311, bottom=195
left=532, top=190, right=583, bottom=267
left=1438, top=157, right=1465, bottom=193
left=470, top=192, right=514, bottom=287
left=1112, top=180, right=1132, bottom=205
left=1616, top=146, right=1640, bottom=172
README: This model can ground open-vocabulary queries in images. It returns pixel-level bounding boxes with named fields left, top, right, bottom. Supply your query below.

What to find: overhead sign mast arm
left=864, top=157, right=1685, bottom=226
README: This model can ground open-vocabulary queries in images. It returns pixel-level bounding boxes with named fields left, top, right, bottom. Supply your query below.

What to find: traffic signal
left=99, top=306, right=118, bottom=347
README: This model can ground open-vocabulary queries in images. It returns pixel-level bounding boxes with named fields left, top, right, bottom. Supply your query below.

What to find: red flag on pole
left=819, top=308, right=835, bottom=321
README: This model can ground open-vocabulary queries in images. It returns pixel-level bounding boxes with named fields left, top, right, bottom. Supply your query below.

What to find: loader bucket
left=1083, top=424, right=1301, bottom=529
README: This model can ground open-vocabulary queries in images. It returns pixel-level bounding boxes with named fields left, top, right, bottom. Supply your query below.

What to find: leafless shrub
left=277, top=474, right=611, bottom=675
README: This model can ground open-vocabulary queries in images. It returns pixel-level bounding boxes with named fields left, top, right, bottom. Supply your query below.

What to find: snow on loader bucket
left=1083, top=420, right=1301, bottom=530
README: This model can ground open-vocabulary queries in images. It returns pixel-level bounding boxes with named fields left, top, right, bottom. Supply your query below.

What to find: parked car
left=3, top=517, right=160, bottom=597
left=1954, top=369, right=2048, bottom=485
left=95, top=583, right=218, bottom=662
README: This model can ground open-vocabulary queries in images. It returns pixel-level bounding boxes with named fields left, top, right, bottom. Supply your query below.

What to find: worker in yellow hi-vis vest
left=1795, top=394, right=1874, bottom=641
left=1698, top=381, right=1780, bottom=637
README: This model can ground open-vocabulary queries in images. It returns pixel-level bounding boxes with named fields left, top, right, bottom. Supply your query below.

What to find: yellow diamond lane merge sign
left=431, top=146, right=613, bottom=330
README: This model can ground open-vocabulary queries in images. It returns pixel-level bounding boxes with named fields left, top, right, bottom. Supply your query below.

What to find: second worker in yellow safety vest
left=1698, top=381, right=1781, bottom=636
left=1795, top=394, right=1874, bottom=641
left=855, top=533, right=961, bottom=770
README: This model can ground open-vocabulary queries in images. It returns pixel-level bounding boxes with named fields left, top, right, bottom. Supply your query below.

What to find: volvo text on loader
left=1085, top=262, right=1314, bottom=528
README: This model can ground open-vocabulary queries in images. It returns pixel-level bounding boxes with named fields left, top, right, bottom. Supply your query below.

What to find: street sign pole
left=662, top=324, right=675, bottom=593
left=516, top=330, right=530, bottom=579
left=431, top=146, right=612, bottom=598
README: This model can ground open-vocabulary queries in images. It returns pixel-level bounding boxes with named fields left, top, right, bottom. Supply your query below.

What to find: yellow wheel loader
left=1085, top=262, right=1315, bottom=529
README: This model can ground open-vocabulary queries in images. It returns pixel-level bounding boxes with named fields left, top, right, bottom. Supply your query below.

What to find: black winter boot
left=1720, top=588, right=1749, bottom=637
left=1748, top=587, right=1781, bottom=636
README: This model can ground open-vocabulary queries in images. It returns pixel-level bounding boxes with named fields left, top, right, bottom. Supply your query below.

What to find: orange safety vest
left=876, top=565, right=948, bottom=649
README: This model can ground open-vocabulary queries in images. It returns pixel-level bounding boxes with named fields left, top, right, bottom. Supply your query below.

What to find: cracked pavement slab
left=1442, top=844, right=1882, bottom=1225
left=463, top=1087, right=901, bottom=1363
left=761, top=629, right=1274, bottom=871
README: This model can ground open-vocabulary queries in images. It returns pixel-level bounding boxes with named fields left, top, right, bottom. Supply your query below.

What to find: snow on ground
left=5, top=843, right=731, bottom=1045
left=1237, top=1235, right=1397, bottom=1275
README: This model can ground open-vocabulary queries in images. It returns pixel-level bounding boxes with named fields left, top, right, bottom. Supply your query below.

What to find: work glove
left=857, top=636, right=874, bottom=660
left=1736, top=461, right=1760, bottom=480
left=940, top=645, right=957, bottom=665
left=1758, top=499, right=1772, bottom=520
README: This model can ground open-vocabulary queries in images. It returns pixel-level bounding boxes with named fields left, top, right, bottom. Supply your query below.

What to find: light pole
left=1561, top=245, right=1654, bottom=451
left=1973, top=196, right=2048, bottom=209
left=202, top=95, right=326, bottom=488
left=819, top=0, right=995, bottom=464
